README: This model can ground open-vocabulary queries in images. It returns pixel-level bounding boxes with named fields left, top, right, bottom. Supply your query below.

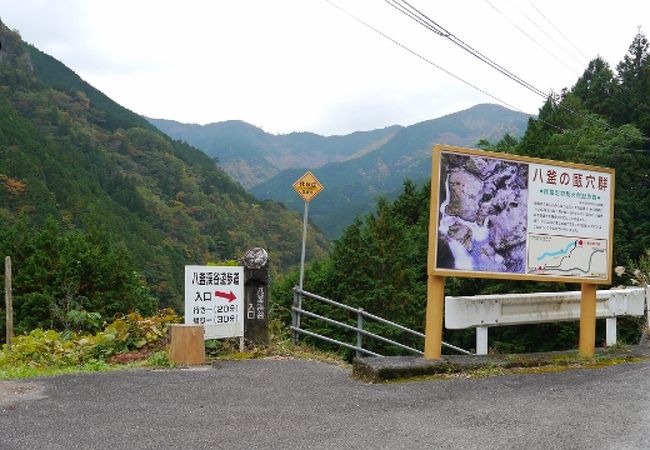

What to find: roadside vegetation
left=0, top=310, right=179, bottom=379
left=3, top=26, right=650, bottom=369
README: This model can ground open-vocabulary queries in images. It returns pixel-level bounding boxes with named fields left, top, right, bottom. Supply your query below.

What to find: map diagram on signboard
left=526, top=234, right=607, bottom=278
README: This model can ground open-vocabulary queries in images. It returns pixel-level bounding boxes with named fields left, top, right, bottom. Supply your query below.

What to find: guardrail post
left=476, top=326, right=488, bottom=355
left=291, top=289, right=299, bottom=345
left=646, top=286, right=650, bottom=330
left=605, top=318, right=617, bottom=346
left=356, top=308, right=364, bottom=358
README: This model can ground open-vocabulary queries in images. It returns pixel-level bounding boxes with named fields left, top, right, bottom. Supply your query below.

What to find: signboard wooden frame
left=428, top=145, right=615, bottom=285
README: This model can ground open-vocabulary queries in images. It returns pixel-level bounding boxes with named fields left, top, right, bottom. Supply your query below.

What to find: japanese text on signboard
left=184, top=266, right=244, bottom=338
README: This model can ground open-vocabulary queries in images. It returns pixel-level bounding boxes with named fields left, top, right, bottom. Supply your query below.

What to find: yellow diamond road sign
left=293, top=171, right=323, bottom=202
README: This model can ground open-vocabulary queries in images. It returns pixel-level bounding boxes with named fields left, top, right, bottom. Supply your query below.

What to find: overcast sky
left=1, top=1, right=648, bottom=135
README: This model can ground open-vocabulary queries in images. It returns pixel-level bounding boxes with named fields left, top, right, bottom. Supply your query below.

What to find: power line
left=383, top=0, right=649, bottom=143
left=384, top=0, right=548, bottom=98
left=528, top=1, right=591, bottom=63
left=503, top=0, right=586, bottom=70
left=323, top=0, right=648, bottom=152
left=323, top=0, right=536, bottom=117
left=483, top=0, right=582, bottom=75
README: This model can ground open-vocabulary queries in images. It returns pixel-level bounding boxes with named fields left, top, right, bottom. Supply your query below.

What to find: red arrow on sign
left=215, top=290, right=236, bottom=302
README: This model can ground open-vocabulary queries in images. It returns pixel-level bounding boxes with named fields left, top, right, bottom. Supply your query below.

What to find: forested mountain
left=272, top=31, right=650, bottom=355
left=253, top=104, right=531, bottom=237
left=0, top=21, right=329, bottom=333
left=148, top=117, right=402, bottom=189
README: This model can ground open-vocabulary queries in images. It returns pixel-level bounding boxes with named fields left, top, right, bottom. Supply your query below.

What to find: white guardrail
left=445, top=287, right=647, bottom=355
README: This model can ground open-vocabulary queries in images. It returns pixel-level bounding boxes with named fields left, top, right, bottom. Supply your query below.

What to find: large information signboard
left=184, top=266, right=244, bottom=339
left=429, top=145, right=615, bottom=284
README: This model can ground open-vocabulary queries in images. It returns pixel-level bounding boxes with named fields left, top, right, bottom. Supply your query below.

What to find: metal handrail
left=292, top=306, right=424, bottom=355
left=290, top=326, right=381, bottom=357
left=291, top=287, right=472, bottom=357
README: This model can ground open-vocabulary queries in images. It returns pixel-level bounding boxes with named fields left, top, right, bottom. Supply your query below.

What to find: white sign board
left=184, top=265, right=244, bottom=339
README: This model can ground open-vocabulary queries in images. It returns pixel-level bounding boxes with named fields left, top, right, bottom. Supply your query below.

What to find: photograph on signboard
left=436, top=151, right=528, bottom=274
left=430, top=145, right=615, bottom=284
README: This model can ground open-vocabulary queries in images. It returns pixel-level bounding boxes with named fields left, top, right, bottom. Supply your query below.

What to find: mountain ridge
left=251, top=103, right=533, bottom=236
left=150, top=103, right=531, bottom=237
left=148, top=116, right=403, bottom=188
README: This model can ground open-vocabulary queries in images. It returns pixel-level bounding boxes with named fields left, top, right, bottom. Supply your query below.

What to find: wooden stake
left=5, top=256, right=13, bottom=348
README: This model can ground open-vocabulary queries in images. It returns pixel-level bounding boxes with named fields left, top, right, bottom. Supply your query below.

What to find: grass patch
left=0, top=351, right=177, bottom=380
left=207, top=339, right=348, bottom=369
left=366, top=353, right=650, bottom=384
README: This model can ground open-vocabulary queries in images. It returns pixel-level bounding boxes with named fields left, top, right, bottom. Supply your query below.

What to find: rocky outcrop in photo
left=437, top=152, right=528, bottom=273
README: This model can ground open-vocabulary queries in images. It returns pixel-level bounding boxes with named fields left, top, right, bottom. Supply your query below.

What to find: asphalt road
left=1, top=358, right=649, bottom=450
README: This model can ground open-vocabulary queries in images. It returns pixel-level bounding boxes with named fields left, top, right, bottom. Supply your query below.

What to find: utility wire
left=528, top=1, right=591, bottom=63
left=384, top=0, right=548, bottom=98
left=525, top=2, right=647, bottom=121
left=323, top=0, right=576, bottom=139
left=503, top=0, right=586, bottom=70
left=324, top=0, right=648, bottom=152
left=384, top=0, right=649, bottom=143
left=323, top=0, right=531, bottom=117
left=483, top=0, right=582, bottom=75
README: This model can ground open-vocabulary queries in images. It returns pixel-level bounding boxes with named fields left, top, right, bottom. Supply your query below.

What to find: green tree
left=613, top=31, right=650, bottom=136
left=0, top=216, right=157, bottom=333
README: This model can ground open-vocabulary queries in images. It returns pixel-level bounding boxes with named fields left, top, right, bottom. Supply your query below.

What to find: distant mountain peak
left=148, top=117, right=404, bottom=189
left=250, top=104, right=532, bottom=237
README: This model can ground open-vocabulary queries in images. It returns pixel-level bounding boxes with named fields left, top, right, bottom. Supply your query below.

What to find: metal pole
left=356, top=308, right=364, bottom=358
left=298, top=201, right=309, bottom=291
left=294, top=201, right=309, bottom=348
left=5, top=256, right=13, bottom=348
left=579, top=283, right=597, bottom=358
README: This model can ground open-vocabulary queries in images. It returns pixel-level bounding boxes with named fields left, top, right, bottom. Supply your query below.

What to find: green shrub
left=0, top=308, right=179, bottom=369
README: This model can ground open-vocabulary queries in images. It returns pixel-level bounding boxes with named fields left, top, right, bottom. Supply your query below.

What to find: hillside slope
left=0, top=22, right=329, bottom=309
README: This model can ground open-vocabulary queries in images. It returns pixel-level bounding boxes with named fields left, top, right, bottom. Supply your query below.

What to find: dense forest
left=272, top=31, right=650, bottom=355
left=3, top=18, right=650, bottom=356
left=0, top=21, right=329, bottom=337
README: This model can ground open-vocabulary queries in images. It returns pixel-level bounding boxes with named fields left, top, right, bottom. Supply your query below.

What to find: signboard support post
left=424, top=275, right=445, bottom=360
left=579, top=283, right=597, bottom=358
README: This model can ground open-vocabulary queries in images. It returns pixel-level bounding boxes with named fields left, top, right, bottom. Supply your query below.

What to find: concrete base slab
left=353, top=339, right=650, bottom=382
